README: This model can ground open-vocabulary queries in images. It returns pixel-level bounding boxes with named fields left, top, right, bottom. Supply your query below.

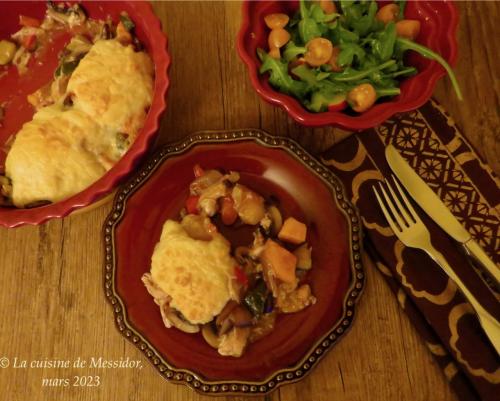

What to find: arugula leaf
left=396, top=37, right=463, bottom=100
left=372, top=21, right=397, bottom=61
left=299, top=17, right=322, bottom=43
left=348, top=1, right=378, bottom=36
left=329, top=23, right=359, bottom=44
left=330, top=59, right=396, bottom=81
left=339, top=0, right=356, bottom=14
left=283, top=41, right=307, bottom=62
left=338, top=43, right=366, bottom=67
left=310, top=4, right=339, bottom=23
left=258, top=48, right=307, bottom=98
left=396, top=0, right=407, bottom=19
left=291, top=64, right=318, bottom=86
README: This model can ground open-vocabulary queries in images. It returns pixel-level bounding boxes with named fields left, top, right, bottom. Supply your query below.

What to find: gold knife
left=385, top=145, right=499, bottom=285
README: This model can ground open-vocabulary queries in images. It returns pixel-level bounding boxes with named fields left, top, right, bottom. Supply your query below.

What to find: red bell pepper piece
left=193, top=164, right=204, bottom=178
left=185, top=195, right=200, bottom=215
left=234, top=265, right=248, bottom=286
left=21, top=34, right=37, bottom=51
left=220, top=196, right=238, bottom=225
left=19, top=15, right=41, bottom=28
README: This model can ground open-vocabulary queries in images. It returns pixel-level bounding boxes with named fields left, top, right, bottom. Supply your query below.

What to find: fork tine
left=377, top=182, right=407, bottom=230
left=391, top=175, right=422, bottom=223
left=384, top=177, right=413, bottom=225
left=373, top=185, right=401, bottom=234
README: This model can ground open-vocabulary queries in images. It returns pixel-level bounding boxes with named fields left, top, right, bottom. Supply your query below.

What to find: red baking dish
left=0, top=1, right=170, bottom=227
left=237, top=0, right=458, bottom=130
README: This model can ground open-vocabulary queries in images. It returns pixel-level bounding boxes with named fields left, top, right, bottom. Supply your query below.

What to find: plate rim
left=102, top=128, right=366, bottom=395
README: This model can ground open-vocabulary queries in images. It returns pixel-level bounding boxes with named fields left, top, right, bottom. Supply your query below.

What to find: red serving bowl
left=237, top=0, right=458, bottom=130
left=0, top=1, right=170, bottom=227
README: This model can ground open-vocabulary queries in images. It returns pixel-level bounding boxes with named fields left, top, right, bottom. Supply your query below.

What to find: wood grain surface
left=0, top=2, right=498, bottom=401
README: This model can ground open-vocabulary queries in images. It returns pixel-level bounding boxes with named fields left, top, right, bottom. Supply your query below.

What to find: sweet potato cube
left=261, top=239, right=297, bottom=284
left=278, top=217, right=307, bottom=244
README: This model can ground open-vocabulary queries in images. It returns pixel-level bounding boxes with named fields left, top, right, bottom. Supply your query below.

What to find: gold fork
left=373, top=176, right=500, bottom=356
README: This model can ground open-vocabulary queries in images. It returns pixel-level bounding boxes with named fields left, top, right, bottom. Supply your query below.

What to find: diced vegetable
left=119, top=13, right=135, bottom=31
left=65, top=35, right=92, bottom=55
left=267, top=205, right=283, bottom=236
left=60, top=59, right=80, bottom=75
left=19, top=15, right=41, bottom=28
left=0, top=40, right=17, bottom=65
left=243, top=280, right=268, bottom=317
left=116, top=21, right=132, bottom=45
left=193, top=164, right=204, bottom=178
left=185, top=195, right=200, bottom=215
left=278, top=217, right=307, bottom=245
left=21, top=34, right=37, bottom=51
left=327, top=93, right=347, bottom=112
left=294, top=243, right=312, bottom=270
left=180, top=214, right=214, bottom=241
left=261, top=239, right=297, bottom=284
left=234, top=265, right=249, bottom=286
left=221, top=196, right=238, bottom=225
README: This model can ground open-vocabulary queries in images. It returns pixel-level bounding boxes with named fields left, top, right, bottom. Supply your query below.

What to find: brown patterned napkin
left=320, top=99, right=500, bottom=401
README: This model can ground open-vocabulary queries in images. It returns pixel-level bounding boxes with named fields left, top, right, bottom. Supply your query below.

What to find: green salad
left=258, top=0, right=462, bottom=114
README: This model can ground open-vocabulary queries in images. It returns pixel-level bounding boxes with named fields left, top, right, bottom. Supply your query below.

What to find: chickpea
left=264, top=13, right=289, bottom=30
left=268, top=28, right=290, bottom=49
left=319, top=0, right=337, bottom=14
left=347, top=83, right=377, bottom=113
left=304, top=37, right=333, bottom=67
left=396, top=20, right=421, bottom=40
left=376, top=4, right=400, bottom=24
left=328, top=46, right=342, bottom=72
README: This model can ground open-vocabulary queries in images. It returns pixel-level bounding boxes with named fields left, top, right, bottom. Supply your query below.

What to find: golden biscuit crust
left=151, top=220, right=238, bottom=325
left=67, top=40, right=154, bottom=140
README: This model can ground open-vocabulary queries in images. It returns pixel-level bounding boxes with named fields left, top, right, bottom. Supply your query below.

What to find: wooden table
left=0, top=2, right=498, bottom=401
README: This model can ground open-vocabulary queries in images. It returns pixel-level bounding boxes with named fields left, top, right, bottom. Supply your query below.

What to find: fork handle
left=426, top=246, right=500, bottom=356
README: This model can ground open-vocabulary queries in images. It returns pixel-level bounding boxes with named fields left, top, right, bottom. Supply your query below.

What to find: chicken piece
left=142, top=273, right=170, bottom=305
left=142, top=273, right=199, bottom=333
left=231, top=184, right=266, bottom=225
left=197, top=172, right=240, bottom=216
left=249, top=311, right=277, bottom=343
left=276, top=284, right=316, bottom=313
left=218, top=327, right=251, bottom=357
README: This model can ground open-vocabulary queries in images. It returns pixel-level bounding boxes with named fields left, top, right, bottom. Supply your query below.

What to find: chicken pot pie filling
left=143, top=166, right=316, bottom=357
left=0, top=3, right=154, bottom=208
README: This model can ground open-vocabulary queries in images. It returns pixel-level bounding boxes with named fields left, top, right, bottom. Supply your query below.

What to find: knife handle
left=463, top=239, right=500, bottom=285
left=427, top=247, right=500, bottom=356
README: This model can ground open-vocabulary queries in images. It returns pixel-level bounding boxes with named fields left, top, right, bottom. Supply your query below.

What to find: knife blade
left=385, top=144, right=499, bottom=284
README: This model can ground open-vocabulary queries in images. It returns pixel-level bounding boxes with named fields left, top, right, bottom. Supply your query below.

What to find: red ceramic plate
left=237, top=0, right=458, bottom=130
left=0, top=1, right=170, bottom=227
left=103, top=129, right=365, bottom=395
